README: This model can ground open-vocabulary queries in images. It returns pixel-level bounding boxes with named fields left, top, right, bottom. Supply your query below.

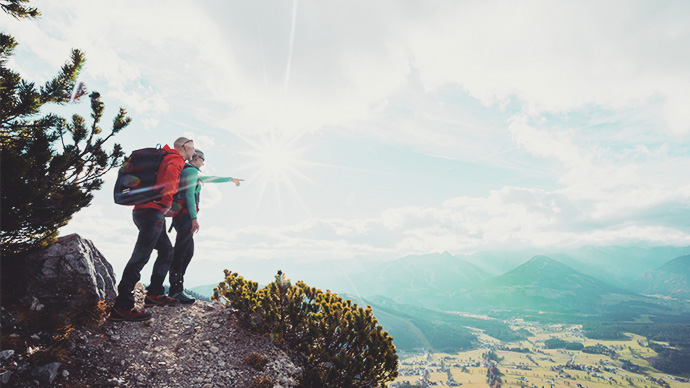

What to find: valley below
left=191, top=248, right=690, bottom=386
left=392, top=318, right=689, bottom=387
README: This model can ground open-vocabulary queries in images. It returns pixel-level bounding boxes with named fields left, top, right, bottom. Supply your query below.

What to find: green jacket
left=176, top=163, right=235, bottom=219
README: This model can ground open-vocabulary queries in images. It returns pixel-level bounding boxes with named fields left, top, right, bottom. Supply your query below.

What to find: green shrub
left=213, top=270, right=398, bottom=388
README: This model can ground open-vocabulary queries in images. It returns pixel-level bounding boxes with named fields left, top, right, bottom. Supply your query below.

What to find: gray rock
left=30, top=362, right=61, bottom=384
left=29, top=297, right=44, bottom=311
left=0, top=349, right=14, bottom=360
left=24, top=234, right=116, bottom=312
left=0, top=370, right=11, bottom=384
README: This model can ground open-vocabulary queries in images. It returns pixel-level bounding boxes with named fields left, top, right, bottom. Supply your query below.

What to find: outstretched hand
left=233, top=178, right=243, bottom=187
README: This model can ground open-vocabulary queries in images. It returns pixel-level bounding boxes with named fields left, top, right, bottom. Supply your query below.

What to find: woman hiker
left=167, top=149, right=242, bottom=303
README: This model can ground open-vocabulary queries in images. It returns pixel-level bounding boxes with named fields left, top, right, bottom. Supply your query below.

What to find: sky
left=4, top=0, right=690, bottom=287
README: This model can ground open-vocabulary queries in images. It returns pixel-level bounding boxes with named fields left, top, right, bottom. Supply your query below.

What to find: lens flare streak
left=236, top=133, right=335, bottom=224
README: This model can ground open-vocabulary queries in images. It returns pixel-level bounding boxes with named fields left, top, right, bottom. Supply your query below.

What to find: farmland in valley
left=392, top=319, right=689, bottom=388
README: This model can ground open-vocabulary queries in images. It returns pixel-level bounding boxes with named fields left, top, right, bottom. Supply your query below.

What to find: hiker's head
left=191, top=149, right=205, bottom=168
left=174, top=137, right=195, bottom=161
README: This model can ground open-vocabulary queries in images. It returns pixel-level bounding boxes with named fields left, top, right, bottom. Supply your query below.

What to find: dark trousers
left=114, top=208, right=173, bottom=309
left=169, top=212, right=195, bottom=295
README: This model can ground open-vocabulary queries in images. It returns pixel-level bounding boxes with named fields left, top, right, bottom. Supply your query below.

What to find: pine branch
left=39, top=49, right=85, bottom=105
left=0, top=32, right=18, bottom=62
left=0, top=0, right=40, bottom=19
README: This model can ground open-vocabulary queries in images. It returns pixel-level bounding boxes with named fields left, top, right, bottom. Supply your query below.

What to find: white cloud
left=109, top=83, right=168, bottom=115
left=16, top=0, right=690, bottom=266
left=406, top=0, right=690, bottom=134
left=199, top=183, right=223, bottom=211
left=189, top=129, right=690, bottom=260
left=18, top=0, right=690, bottom=148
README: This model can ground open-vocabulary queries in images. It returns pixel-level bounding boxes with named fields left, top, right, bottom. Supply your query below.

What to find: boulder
left=30, top=362, right=61, bottom=384
left=0, top=370, right=11, bottom=384
left=0, top=349, right=14, bottom=361
left=22, top=233, right=116, bottom=309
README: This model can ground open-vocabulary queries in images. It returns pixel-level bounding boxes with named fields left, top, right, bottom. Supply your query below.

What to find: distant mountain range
left=350, top=252, right=490, bottom=310
left=191, top=249, right=690, bottom=338
left=456, top=255, right=666, bottom=315
left=636, top=255, right=690, bottom=300
left=458, top=246, right=690, bottom=288
left=542, top=246, right=690, bottom=289
left=189, top=283, right=219, bottom=299
left=337, top=252, right=688, bottom=314
left=189, top=249, right=690, bottom=352
left=342, top=294, right=526, bottom=352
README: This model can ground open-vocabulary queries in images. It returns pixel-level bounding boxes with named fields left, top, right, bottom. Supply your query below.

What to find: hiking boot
left=170, top=292, right=196, bottom=305
left=144, top=294, right=180, bottom=307
left=109, top=307, right=152, bottom=322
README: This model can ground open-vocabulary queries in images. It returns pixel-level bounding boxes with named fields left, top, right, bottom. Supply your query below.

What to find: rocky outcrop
left=1, top=236, right=301, bottom=387
left=22, top=233, right=117, bottom=310
left=1, top=283, right=302, bottom=387
left=65, top=292, right=302, bottom=387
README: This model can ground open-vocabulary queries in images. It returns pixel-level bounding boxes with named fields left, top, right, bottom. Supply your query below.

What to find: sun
left=238, top=132, right=324, bottom=222
left=254, top=136, right=300, bottom=183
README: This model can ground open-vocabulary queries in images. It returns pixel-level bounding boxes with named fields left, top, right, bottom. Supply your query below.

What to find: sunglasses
left=183, top=139, right=194, bottom=147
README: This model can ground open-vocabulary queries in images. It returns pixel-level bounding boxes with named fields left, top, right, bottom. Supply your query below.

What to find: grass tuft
left=244, top=352, right=268, bottom=370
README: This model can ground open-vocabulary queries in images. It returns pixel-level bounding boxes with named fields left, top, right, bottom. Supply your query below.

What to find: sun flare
left=238, top=133, right=325, bottom=222
left=255, top=137, right=300, bottom=182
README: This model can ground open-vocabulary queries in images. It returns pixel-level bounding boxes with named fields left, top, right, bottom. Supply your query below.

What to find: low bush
left=213, top=270, right=398, bottom=388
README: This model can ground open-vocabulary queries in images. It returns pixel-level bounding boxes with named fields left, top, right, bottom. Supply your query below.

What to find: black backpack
left=113, top=145, right=173, bottom=205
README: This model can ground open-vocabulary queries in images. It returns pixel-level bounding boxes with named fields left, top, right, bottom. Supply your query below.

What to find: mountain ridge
left=637, top=254, right=690, bottom=300
left=189, top=250, right=690, bottom=321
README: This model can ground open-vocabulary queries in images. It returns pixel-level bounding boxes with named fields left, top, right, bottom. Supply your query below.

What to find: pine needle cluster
left=0, top=31, right=131, bottom=257
left=213, top=270, right=399, bottom=388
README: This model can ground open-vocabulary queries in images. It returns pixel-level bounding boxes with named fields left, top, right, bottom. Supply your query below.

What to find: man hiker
left=110, top=137, right=196, bottom=321
left=167, top=149, right=242, bottom=304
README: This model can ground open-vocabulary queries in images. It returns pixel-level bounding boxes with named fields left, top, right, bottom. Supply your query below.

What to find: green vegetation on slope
left=583, top=322, right=690, bottom=375
left=212, top=270, right=398, bottom=388
left=357, top=295, right=526, bottom=352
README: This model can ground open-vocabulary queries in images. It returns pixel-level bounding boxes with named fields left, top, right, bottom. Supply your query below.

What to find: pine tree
left=1, top=0, right=40, bottom=19
left=1, top=5, right=131, bottom=258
